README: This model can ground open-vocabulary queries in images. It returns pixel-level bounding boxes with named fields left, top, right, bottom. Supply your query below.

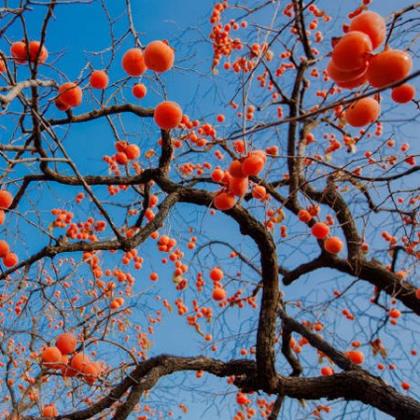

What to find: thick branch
left=21, top=354, right=420, bottom=420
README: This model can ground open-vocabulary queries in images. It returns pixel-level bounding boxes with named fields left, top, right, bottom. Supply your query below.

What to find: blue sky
left=0, top=0, right=418, bottom=419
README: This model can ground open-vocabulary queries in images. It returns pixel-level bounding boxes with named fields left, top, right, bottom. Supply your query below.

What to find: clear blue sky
left=1, top=0, right=418, bottom=419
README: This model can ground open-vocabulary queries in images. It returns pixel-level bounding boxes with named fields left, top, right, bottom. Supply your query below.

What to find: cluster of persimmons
left=39, top=332, right=104, bottom=416
left=0, top=190, right=18, bottom=268
left=327, top=11, right=414, bottom=127
left=6, top=38, right=183, bottom=132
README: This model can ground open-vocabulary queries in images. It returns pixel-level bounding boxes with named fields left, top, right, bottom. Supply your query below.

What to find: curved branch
left=282, top=254, right=420, bottom=315
left=21, top=354, right=420, bottom=420
left=47, top=103, right=154, bottom=127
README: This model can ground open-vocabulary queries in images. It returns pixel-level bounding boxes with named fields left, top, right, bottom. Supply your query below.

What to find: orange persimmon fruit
left=324, top=236, right=343, bottom=254
left=367, top=50, right=412, bottom=88
left=90, top=70, right=109, bottom=89
left=332, top=31, right=372, bottom=71
left=58, top=82, right=83, bottom=108
left=311, top=222, right=330, bottom=239
left=28, top=41, right=48, bottom=63
left=212, top=287, right=226, bottom=301
left=132, top=83, right=147, bottom=99
left=344, top=97, right=380, bottom=127
left=346, top=350, right=364, bottom=365
left=0, top=190, right=13, bottom=209
left=210, top=267, right=224, bottom=282
left=41, top=346, right=62, bottom=369
left=154, top=101, right=183, bottom=130
left=122, top=48, right=147, bottom=76
left=213, top=191, right=236, bottom=211
left=56, top=333, right=77, bottom=355
left=349, top=11, right=386, bottom=49
left=228, top=176, right=248, bottom=197
left=42, top=404, right=58, bottom=417
left=3, top=252, right=18, bottom=267
left=144, top=40, right=174, bottom=73
left=0, top=240, right=10, bottom=258
left=391, top=84, right=415, bottom=104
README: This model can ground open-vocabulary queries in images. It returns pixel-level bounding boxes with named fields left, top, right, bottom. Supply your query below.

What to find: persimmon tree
left=0, top=0, right=419, bottom=419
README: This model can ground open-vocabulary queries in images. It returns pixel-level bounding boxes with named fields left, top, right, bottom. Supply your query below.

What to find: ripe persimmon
left=125, top=144, right=140, bottom=160
left=210, top=267, right=223, bottom=282
left=266, top=145, right=278, bottom=156
left=320, top=366, right=334, bottom=376
left=213, top=191, right=236, bottom=211
left=344, top=97, right=380, bottom=127
left=61, top=357, right=77, bottom=378
left=81, top=362, right=99, bottom=385
left=389, top=308, right=401, bottom=319
left=0, top=190, right=13, bottom=209
left=228, top=160, right=244, bottom=178
left=56, top=333, right=77, bottom=355
left=55, top=97, right=70, bottom=112
left=233, top=140, right=246, bottom=154
left=110, top=298, right=121, bottom=309
left=70, top=352, right=90, bottom=373
left=241, top=151, right=266, bottom=176
left=3, top=252, right=18, bottom=267
left=298, top=209, right=312, bottom=223
left=115, top=152, right=128, bottom=165
left=90, top=70, right=109, bottom=89
left=349, top=11, right=386, bottom=49
left=0, top=210, right=5, bottom=224
left=346, top=350, right=364, bottom=365
left=42, top=404, right=58, bottom=417
left=401, top=382, right=410, bottom=391
left=0, top=56, right=5, bottom=73
left=41, top=346, right=62, bottom=369
left=0, top=240, right=10, bottom=258
left=132, top=83, right=147, bottom=99
left=391, top=84, right=415, bottom=104
left=236, top=392, right=249, bottom=405
left=211, top=168, right=225, bottom=182
left=122, top=48, right=147, bottom=76
left=212, top=287, right=226, bottom=301
left=332, top=31, right=372, bottom=71
left=10, top=41, right=27, bottom=64
left=221, top=172, right=232, bottom=186
left=228, top=176, right=248, bottom=197
left=58, top=82, right=83, bottom=108
left=324, top=236, right=343, bottom=254
left=115, top=297, right=125, bottom=306
left=252, top=185, right=266, bottom=200
left=311, top=222, right=330, bottom=239
left=154, top=101, right=183, bottom=130
left=327, top=60, right=367, bottom=84
left=28, top=41, right=48, bottom=63
left=367, top=50, right=412, bottom=88
left=336, top=71, right=368, bottom=89
left=144, top=40, right=174, bottom=73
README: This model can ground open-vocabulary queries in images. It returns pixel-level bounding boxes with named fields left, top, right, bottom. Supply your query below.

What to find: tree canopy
left=0, top=0, right=418, bottom=419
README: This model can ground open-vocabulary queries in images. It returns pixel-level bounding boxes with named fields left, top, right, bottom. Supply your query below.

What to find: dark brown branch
left=47, top=104, right=154, bottom=127
left=157, top=176, right=280, bottom=390
left=282, top=254, right=420, bottom=315
left=281, top=254, right=326, bottom=284
left=21, top=354, right=420, bottom=420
